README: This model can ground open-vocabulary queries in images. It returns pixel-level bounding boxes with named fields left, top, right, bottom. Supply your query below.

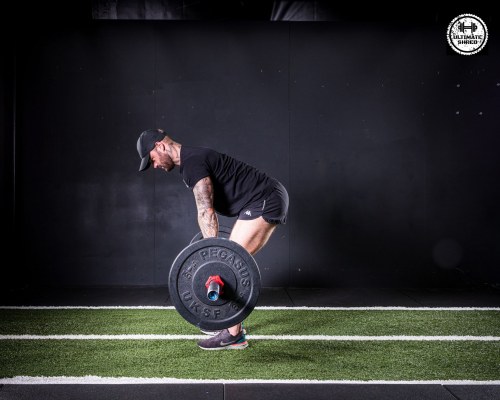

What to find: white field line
left=0, top=306, right=499, bottom=311
left=1, top=334, right=499, bottom=341
left=1, top=376, right=500, bottom=385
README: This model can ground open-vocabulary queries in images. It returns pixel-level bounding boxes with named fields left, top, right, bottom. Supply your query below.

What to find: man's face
left=150, top=143, right=175, bottom=172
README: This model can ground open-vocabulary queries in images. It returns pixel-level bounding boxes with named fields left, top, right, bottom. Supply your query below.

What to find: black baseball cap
left=137, top=129, right=165, bottom=171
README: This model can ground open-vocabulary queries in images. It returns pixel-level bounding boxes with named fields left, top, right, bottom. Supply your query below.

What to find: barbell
left=189, top=225, right=231, bottom=244
left=168, top=226, right=261, bottom=330
left=457, top=21, right=478, bottom=33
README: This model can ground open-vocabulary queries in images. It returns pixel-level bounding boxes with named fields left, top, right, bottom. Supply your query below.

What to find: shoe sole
left=198, top=340, right=249, bottom=351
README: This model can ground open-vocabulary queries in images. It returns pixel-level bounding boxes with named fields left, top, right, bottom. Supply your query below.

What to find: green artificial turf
left=0, top=309, right=499, bottom=336
left=0, top=308, right=499, bottom=380
left=0, top=340, right=498, bottom=380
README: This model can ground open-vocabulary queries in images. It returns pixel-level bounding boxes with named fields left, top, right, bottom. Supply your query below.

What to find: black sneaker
left=200, top=328, right=221, bottom=336
left=197, top=329, right=248, bottom=350
left=200, top=322, right=246, bottom=336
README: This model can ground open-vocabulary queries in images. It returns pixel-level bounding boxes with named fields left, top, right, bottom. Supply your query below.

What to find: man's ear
left=155, top=141, right=165, bottom=152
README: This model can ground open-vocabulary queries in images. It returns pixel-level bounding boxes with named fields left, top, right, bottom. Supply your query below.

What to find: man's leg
left=229, top=216, right=277, bottom=256
left=226, top=216, right=277, bottom=335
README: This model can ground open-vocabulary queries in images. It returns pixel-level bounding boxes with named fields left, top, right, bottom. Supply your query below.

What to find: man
left=137, top=128, right=289, bottom=350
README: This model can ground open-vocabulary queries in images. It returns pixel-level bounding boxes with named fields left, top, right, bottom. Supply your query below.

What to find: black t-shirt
left=180, top=146, right=276, bottom=216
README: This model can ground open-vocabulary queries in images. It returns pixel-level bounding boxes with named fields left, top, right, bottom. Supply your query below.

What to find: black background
left=1, top=2, right=499, bottom=289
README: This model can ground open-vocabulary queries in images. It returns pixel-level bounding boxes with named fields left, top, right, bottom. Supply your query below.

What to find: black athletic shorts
left=237, top=181, right=289, bottom=224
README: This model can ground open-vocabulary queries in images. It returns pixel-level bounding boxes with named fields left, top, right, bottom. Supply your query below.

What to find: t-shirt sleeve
left=181, top=154, right=211, bottom=189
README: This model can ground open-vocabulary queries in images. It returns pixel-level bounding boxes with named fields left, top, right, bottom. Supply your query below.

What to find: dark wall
left=289, top=23, right=500, bottom=287
left=10, top=17, right=500, bottom=288
left=0, top=38, right=16, bottom=288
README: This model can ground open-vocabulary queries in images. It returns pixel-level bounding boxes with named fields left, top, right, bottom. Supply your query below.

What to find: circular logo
left=447, top=14, right=488, bottom=55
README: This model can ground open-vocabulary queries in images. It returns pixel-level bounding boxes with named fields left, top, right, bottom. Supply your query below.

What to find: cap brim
left=139, top=156, right=151, bottom=171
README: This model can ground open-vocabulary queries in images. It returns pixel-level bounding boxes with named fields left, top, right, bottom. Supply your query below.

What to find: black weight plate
left=168, top=238, right=261, bottom=330
left=190, top=225, right=232, bottom=244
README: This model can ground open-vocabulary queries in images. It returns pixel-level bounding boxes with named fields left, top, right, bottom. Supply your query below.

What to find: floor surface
left=1, top=285, right=499, bottom=400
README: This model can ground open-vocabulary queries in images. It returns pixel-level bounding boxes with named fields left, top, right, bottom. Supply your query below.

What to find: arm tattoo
left=193, top=177, right=218, bottom=238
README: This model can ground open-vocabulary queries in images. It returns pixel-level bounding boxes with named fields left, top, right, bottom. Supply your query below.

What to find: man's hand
left=193, top=176, right=219, bottom=238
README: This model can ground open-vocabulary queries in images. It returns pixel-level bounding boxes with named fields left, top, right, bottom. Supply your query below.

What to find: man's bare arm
left=193, top=177, right=218, bottom=238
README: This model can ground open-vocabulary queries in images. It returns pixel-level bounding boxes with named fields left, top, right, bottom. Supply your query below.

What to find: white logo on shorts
left=244, top=210, right=252, bottom=216
left=447, top=14, right=488, bottom=55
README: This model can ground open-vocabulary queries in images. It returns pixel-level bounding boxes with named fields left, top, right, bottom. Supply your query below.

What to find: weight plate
left=168, top=238, right=261, bottom=330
